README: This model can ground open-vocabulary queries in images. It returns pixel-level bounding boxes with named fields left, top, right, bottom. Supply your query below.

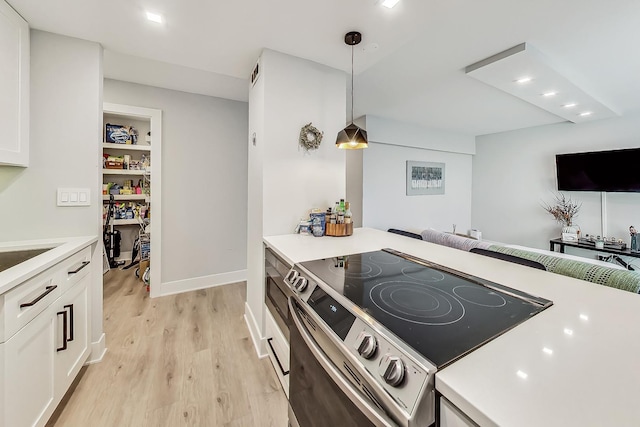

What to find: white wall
left=473, top=111, right=640, bottom=252
left=346, top=150, right=363, bottom=227
left=246, top=50, right=346, bottom=353
left=103, top=79, right=248, bottom=290
left=246, top=56, right=265, bottom=350
left=262, top=50, right=346, bottom=235
left=364, top=115, right=476, bottom=155
left=0, top=30, right=104, bottom=352
left=358, top=116, right=475, bottom=234
left=363, top=142, right=473, bottom=233
left=0, top=31, right=102, bottom=240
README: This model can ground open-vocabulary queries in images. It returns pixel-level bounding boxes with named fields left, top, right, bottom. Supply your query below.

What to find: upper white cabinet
left=0, top=0, right=29, bottom=167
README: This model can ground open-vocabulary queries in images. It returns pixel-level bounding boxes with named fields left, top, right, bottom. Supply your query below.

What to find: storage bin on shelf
left=325, top=223, right=353, bottom=237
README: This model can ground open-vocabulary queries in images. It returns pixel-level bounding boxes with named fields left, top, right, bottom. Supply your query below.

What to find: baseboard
left=86, top=333, right=107, bottom=364
left=115, top=251, right=132, bottom=262
left=244, top=301, right=267, bottom=359
left=159, top=269, right=247, bottom=297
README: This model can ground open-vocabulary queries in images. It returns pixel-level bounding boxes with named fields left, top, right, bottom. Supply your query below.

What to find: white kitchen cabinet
left=3, top=304, right=56, bottom=427
left=440, top=397, right=479, bottom=427
left=0, top=246, right=92, bottom=427
left=0, top=0, right=29, bottom=167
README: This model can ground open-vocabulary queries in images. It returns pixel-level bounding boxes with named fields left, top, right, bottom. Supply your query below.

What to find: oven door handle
left=288, top=297, right=398, bottom=427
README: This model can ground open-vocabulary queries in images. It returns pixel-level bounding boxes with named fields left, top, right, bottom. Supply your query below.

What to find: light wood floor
left=48, top=268, right=288, bottom=427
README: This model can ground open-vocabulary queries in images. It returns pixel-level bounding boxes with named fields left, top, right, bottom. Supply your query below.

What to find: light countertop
left=264, top=228, right=640, bottom=426
left=0, top=236, right=98, bottom=294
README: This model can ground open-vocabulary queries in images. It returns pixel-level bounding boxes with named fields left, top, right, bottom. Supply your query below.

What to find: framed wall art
left=406, top=161, right=445, bottom=195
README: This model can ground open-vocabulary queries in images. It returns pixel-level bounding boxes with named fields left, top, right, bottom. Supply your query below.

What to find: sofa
left=419, top=229, right=640, bottom=294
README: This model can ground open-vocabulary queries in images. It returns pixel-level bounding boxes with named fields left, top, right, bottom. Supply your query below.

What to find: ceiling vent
left=250, top=58, right=260, bottom=87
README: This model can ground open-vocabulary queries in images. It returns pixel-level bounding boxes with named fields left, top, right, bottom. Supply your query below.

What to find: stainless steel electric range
left=285, top=248, right=552, bottom=427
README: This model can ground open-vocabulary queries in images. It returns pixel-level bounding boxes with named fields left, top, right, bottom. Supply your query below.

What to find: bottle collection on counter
left=295, top=199, right=353, bottom=237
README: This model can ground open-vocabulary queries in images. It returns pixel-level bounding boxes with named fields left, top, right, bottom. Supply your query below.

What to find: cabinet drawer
left=57, top=246, right=92, bottom=291
left=0, top=268, right=61, bottom=343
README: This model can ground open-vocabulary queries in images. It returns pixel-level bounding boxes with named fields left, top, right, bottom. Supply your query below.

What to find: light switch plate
left=57, top=188, right=91, bottom=206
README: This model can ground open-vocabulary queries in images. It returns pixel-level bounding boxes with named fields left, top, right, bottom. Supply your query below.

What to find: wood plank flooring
left=48, top=268, right=288, bottom=427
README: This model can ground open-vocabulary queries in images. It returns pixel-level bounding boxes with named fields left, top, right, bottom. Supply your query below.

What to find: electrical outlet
left=57, top=188, right=91, bottom=206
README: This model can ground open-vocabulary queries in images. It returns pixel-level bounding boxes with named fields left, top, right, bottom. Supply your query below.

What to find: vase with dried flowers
left=542, top=193, right=581, bottom=241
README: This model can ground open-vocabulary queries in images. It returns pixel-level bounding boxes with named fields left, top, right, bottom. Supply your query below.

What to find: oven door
left=266, top=275, right=290, bottom=340
left=288, top=297, right=397, bottom=427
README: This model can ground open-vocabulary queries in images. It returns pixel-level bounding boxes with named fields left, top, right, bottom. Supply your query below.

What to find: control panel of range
left=344, top=318, right=431, bottom=415
left=285, top=268, right=314, bottom=299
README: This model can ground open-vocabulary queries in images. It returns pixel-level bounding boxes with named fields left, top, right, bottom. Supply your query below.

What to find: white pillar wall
left=245, top=49, right=346, bottom=355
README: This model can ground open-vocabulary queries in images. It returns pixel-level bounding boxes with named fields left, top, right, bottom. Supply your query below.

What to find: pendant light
left=336, top=31, right=368, bottom=150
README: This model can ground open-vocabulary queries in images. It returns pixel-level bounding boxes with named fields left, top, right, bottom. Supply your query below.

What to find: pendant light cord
left=351, top=43, right=354, bottom=124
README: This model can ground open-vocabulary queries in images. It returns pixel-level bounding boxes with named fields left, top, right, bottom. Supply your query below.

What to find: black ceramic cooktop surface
left=300, top=249, right=552, bottom=367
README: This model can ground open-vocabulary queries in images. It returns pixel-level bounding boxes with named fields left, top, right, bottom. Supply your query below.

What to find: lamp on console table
left=630, top=226, right=638, bottom=252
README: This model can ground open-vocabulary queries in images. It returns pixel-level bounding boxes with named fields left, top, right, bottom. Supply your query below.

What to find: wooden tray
left=325, top=222, right=353, bottom=237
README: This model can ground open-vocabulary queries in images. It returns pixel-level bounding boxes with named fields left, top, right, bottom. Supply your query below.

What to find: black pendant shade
left=336, top=123, right=368, bottom=149
left=337, top=31, right=368, bottom=150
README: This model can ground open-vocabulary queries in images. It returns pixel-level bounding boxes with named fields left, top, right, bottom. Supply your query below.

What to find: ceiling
left=8, top=0, right=640, bottom=136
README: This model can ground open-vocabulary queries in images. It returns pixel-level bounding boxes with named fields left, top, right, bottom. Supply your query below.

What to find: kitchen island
left=264, top=228, right=640, bottom=426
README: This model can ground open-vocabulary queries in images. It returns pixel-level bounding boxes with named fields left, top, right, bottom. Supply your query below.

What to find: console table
left=550, top=238, right=640, bottom=259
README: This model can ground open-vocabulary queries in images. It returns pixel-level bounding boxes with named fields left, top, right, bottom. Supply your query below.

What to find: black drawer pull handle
left=68, top=261, right=90, bottom=275
left=266, top=338, right=289, bottom=376
left=64, top=304, right=74, bottom=342
left=20, top=285, right=58, bottom=308
left=57, top=310, right=68, bottom=352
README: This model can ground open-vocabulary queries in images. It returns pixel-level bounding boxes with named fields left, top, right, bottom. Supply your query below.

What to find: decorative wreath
left=299, top=123, right=323, bottom=151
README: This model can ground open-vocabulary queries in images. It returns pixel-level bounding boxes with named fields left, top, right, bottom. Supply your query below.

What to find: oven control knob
left=354, top=332, right=377, bottom=359
left=293, top=277, right=308, bottom=292
left=378, top=354, right=405, bottom=387
left=285, top=269, right=298, bottom=285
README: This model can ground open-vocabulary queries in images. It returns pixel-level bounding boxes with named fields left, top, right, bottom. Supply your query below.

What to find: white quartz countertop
left=264, top=228, right=640, bottom=426
left=0, top=236, right=98, bottom=294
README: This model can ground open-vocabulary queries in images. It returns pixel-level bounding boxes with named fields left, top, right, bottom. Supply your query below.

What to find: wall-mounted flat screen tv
left=556, top=148, right=640, bottom=192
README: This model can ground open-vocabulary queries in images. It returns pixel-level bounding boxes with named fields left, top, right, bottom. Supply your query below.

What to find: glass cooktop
left=300, top=249, right=552, bottom=367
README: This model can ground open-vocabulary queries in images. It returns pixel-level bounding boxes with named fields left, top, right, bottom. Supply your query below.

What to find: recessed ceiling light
left=516, top=370, right=528, bottom=379
left=542, top=347, right=553, bottom=355
left=579, top=111, right=593, bottom=117
left=381, top=0, right=400, bottom=8
left=466, top=43, right=618, bottom=124
left=146, top=11, right=163, bottom=24
left=564, top=328, right=574, bottom=335
left=579, top=314, right=589, bottom=321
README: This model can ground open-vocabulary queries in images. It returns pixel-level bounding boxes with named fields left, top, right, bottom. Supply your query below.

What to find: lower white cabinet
left=0, top=247, right=92, bottom=427
left=440, top=397, right=479, bottom=427
left=3, top=304, right=56, bottom=427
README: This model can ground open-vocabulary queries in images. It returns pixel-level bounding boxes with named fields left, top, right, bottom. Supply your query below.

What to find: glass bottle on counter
left=330, top=203, right=338, bottom=224
left=344, top=202, right=352, bottom=224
